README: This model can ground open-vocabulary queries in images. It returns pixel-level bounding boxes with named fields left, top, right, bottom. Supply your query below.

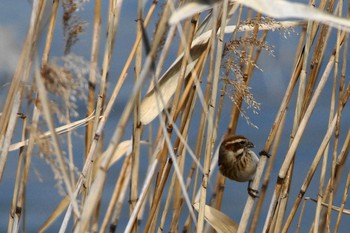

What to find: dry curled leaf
left=193, top=202, right=238, bottom=233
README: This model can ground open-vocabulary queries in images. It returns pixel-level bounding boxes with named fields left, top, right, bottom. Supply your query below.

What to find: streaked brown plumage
left=218, top=135, right=259, bottom=183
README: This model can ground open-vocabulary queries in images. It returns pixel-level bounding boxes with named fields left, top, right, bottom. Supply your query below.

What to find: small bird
left=218, top=134, right=259, bottom=197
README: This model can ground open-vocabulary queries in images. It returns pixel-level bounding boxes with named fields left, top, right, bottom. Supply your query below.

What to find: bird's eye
left=239, top=141, right=246, bottom=145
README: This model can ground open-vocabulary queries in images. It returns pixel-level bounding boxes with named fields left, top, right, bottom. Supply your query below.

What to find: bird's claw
left=259, top=150, right=271, bottom=158
left=248, top=187, right=259, bottom=198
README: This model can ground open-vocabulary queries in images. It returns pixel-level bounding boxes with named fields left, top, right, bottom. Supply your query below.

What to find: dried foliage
left=62, top=0, right=87, bottom=54
left=39, top=55, right=89, bottom=122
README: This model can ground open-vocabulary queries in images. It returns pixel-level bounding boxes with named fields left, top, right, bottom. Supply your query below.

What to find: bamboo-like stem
left=163, top=15, right=198, bottom=232
left=72, top=1, right=172, bottom=231
left=99, top=155, right=131, bottom=233
left=158, top=169, right=177, bottom=233
left=262, top=62, right=300, bottom=232
left=249, top=109, right=286, bottom=233
left=334, top=168, right=350, bottom=232
left=311, top=109, right=350, bottom=232
left=178, top=44, right=210, bottom=231
left=143, top=159, right=173, bottom=232
left=301, top=0, right=335, bottom=116
left=0, top=0, right=46, bottom=180
left=109, top=161, right=132, bottom=232
left=128, top=1, right=143, bottom=232
left=296, top=198, right=308, bottom=233
left=59, top=2, right=159, bottom=231
left=92, top=0, right=122, bottom=152
left=238, top=28, right=269, bottom=233
left=84, top=2, right=101, bottom=227
left=281, top=115, right=337, bottom=233
left=197, top=3, right=222, bottom=232
left=7, top=115, right=27, bottom=233
left=278, top=32, right=345, bottom=180
left=35, top=67, right=80, bottom=216
left=42, top=0, right=59, bottom=64
left=85, top=0, right=101, bottom=157
left=3, top=0, right=350, bottom=232
left=314, top=9, right=339, bottom=232
left=168, top=84, right=199, bottom=232
left=274, top=15, right=316, bottom=232
left=124, top=159, right=159, bottom=233
left=281, top=82, right=349, bottom=232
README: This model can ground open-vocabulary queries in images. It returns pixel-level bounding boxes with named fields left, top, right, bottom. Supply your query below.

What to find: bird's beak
left=247, top=141, right=255, bottom=148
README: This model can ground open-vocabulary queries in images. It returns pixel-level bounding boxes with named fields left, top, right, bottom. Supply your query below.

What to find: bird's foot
left=259, top=150, right=271, bottom=158
left=248, top=187, right=259, bottom=198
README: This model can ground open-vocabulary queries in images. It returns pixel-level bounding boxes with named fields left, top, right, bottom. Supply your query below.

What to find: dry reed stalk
left=236, top=36, right=260, bottom=230
left=278, top=32, right=344, bottom=181
left=83, top=2, right=101, bottom=227
left=8, top=115, right=27, bottom=232
left=333, top=166, right=350, bottom=232
left=272, top=16, right=316, bottom=232
left=211, top=80, right=228, bottom=216
left=3, top=0, right=350, bottom=232
left=42, top=0, right=59, bottom=64
left=197, top=6, right=220, bottom=231
left=99, top=155, right=131, bottom=232
left=158, top=168, right=177, bottom=232
left=171, top=91, right=199, bottom=229
left=295, top=197, right=308, bottom=233
left=182, top=84, right=207, bottom=232
left=0, top=0, right=46, bottom=180
left=314, top=10, right=342, bottom=231
left=125, top=158, right=158, bottom=233
left=85, top=0, right=101, bottom=156
left=312, top=92, right=350, bottom=232
left=128, top=1, right=144, bottom=232
left=86, top=2, right=172, bottom=232
left=160, top=16, right=198, bottom=232
left=281, top=116, right=337, bottom=232
left=8, top=114, right=95, bottom=152
left=144, top=159, right=173, bottom=232
left=325, top=11, right=345, bottom=231
left=212, top=5, right=241, bottom=215
left=92, top=0, right=123, bottom=170
left=279, top=31, right=347, bottom=232
left=109, top=161, right=131, bottom=232
left=172, top=49, right=210, bottom=230
left=281, top=83, right=349, bottom=232
left=263, top=33, right=304, bottom=232
left=249, top=110, right=286, bottom=233
left=59, top=2, right=159, bottom=230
